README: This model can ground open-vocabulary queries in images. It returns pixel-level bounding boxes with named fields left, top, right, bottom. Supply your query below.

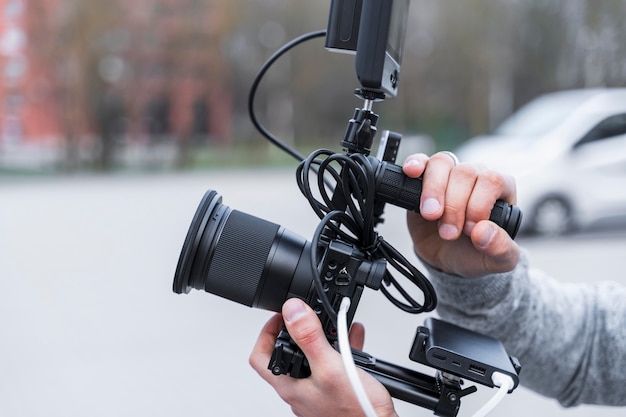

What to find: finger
left=281, top=298, right=333, bottom=370
left=465, top=169, right=517, bottom=233
left=249, top=313, right=285, bottom=379
left=438, top=162, right=483, bottom=240
left=348, top=322, right=365, bottom=351
left=402, top=153, right=429, bottom=178
left=497, top=172, right=517, bottom=204
left=419, top=152, right=457, bottom=221
left=471, top=220, right=520, bottom=273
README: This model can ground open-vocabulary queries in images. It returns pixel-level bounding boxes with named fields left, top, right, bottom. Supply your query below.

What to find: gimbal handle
left=268, top=333, right=476, bottom=417
left=360, top=349, right=480, bottom=417
left=371, top=159, right=522, bottom=239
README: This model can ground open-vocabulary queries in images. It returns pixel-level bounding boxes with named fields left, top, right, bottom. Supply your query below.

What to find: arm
left=402, top=153, right=626, bottom=407
left=424, top=252, right=626, bottom=407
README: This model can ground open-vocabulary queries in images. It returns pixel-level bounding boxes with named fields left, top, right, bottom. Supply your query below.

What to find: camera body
left=269, top=239, right=387, bottom=377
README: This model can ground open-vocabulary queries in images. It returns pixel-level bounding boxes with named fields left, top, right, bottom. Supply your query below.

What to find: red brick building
left=0, top=0, right=233, bottom=165
left=0, top=0, right=55, bottom=145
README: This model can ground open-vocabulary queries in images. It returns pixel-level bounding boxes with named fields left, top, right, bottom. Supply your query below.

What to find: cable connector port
left=469, top=364, right=487, bottom=377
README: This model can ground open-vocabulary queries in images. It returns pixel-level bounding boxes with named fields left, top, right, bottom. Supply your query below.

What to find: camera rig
left=174, top=1, right=522, bottom=416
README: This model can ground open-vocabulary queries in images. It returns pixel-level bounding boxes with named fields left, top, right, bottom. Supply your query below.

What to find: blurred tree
left=44, top=0, right=128, bottom=170
left=18, top=0, right=626, bottom=170
left=24, top=0, right=243, bottom=170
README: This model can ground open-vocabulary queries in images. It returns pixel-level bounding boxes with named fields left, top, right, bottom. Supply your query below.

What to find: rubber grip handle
left=374, top=161, right=522, bottom=239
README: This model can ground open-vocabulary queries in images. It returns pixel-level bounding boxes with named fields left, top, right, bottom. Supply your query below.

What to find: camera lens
left=173, top=190, right=314, bottom=312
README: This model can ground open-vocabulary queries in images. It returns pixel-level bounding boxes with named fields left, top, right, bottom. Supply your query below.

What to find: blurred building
left=0, top=0, right=233, bottom=168
left=0, top=0, right=56, bottom=146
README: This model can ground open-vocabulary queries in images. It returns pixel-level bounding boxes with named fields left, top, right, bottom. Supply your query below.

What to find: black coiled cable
left=296, top=150, right=437, bottom=322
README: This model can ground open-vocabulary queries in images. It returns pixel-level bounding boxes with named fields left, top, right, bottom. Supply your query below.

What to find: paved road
left=1, top=169, right=624, bottom=417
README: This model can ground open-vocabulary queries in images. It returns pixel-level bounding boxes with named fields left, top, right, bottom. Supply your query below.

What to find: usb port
left=468, top=364, right=487, bottom=376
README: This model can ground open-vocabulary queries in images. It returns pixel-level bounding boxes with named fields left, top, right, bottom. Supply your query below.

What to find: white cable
left=470, top=372, right=515, bottom=417
left=337, top=297, right=379, bottom=417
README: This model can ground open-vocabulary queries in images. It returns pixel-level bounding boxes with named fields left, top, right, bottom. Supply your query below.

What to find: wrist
left=424, top=250, right=530, bottom=330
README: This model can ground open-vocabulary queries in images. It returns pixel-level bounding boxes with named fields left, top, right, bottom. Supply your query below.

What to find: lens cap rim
left=173, top=190, right=222, bottom=294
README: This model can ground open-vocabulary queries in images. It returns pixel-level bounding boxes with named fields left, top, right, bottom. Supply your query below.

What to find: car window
left=494, top=91, right=593, bottom=138
left=575, top=114, right=626, bottom=148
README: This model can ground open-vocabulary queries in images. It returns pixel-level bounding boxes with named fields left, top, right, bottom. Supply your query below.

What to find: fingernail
left=421, top=198, right=441, bottom=215
left=404, top=158, right=421, bottom=166
left=439, top=224, right=458, bottom=240
left=477, top=224, right=496, bottom=248
left=463, top=221, right=476, bottom=235
left=283, top=298, right=308, bottom=324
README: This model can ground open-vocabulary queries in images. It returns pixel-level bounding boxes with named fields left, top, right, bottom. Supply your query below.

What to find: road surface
left=1, top=169, right=624, bottom=417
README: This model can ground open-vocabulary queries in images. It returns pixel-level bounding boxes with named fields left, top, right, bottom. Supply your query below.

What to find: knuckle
left=248, top=350, right=268, bottom=373
left=456, top=161, right=482, bottom=175
left=431, top=152, right=452, bottom=165
left=291, top=321, right=324, bottom=348
left=482, top=168, right=506, bottom=189
left=248, top=352, right=259, bottom=369
left=443, top=201, right=463, bottom=217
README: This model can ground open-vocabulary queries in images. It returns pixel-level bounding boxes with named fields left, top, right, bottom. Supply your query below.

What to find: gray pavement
left=1, top=169, right=624, bottom=417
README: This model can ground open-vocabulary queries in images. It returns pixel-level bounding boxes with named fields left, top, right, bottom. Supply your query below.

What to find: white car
left=455, top=88, right=626, bottom=236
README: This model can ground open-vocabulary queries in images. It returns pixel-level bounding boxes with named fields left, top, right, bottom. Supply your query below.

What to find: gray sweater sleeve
left=423, top=250, right=626, bottom=407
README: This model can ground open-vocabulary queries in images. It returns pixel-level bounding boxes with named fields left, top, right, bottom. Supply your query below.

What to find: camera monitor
left=326, top=0, right=410, bottom=98
left=356, top=0, right=409, bottom=97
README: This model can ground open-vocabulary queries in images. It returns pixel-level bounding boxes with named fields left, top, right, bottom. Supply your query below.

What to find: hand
left=403, top=152, right=520, bottom=278
left=249, top=298, right=398, bottom=417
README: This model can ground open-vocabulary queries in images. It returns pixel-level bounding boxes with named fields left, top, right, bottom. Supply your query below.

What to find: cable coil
left=297, top=149, right=437, bottom=322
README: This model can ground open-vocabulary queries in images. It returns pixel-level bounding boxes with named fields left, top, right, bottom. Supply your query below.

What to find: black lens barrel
left=173, top=190, right=312, bottom=312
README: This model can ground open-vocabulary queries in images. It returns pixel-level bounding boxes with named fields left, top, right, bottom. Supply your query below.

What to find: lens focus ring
left=204, top=210, right=280, bottom=307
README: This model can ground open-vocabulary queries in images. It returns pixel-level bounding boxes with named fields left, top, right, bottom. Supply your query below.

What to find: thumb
left=282, top=298, right=333, bottom=367
left=471, top=220, right=520, bottom=273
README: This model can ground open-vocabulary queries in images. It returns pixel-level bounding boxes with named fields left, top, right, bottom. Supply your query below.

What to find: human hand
left=249, top=298, right=398, bottom=417
left=403, top=152, right=520, bottom=278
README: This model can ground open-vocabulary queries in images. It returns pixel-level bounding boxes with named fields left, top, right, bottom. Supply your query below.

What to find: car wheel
left=532, top=197, right=573, bottom=236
